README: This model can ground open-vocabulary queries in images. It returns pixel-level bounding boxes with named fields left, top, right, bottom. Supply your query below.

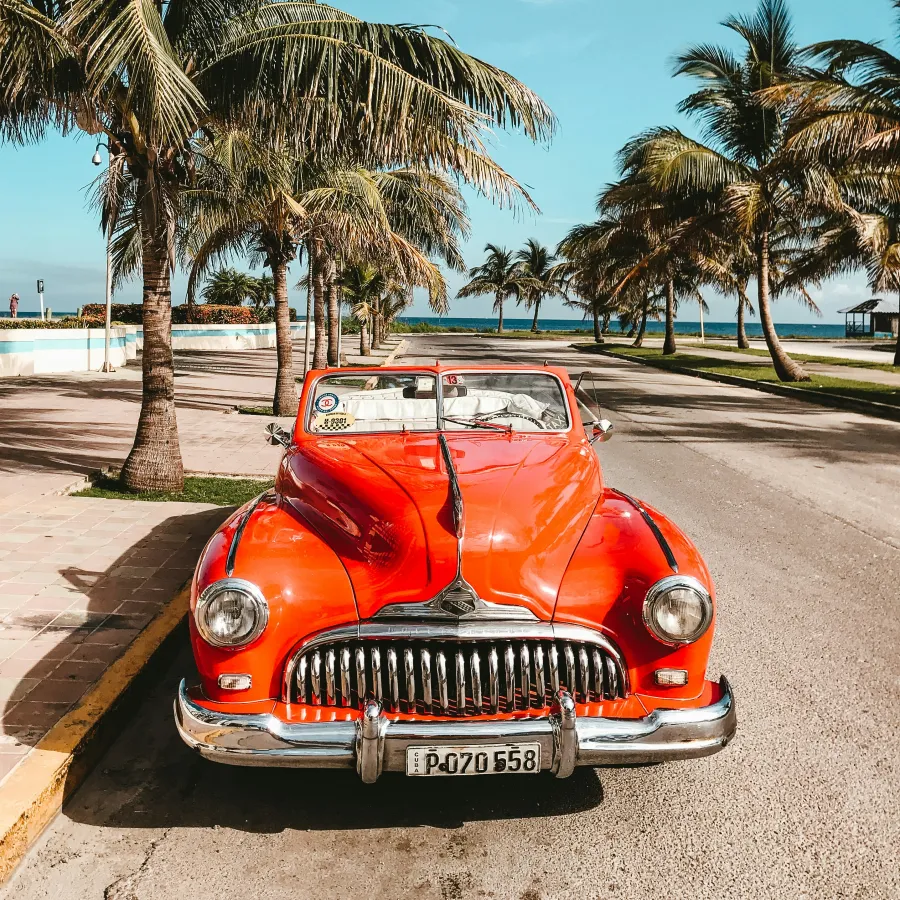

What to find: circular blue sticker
left=315, top=392, right=340, bottom=414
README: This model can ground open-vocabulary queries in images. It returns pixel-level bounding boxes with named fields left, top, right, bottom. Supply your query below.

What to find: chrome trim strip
left=534, top=645, right=545, bottom=709
left=614, top=489, right=679, bottom=573
left=404, top=648, right=416, bottom=708
left=325, top=650, right=335, bottom=706
left=436, top=651, right=449, bottom=713
left=470, top=649, right=482, bottom=711
left=504, top=644, right=515, bottom=709
left=549, top=645, right=560, bottom=694
left=592, top=649, right=603, bottom=698
left=310, top=652, right=321, bottom=704
left=564, top=644, right=576, bottom=695
left=578, top=647, right=590, bottom=703
left=371, top=646, right=382, bottom=702
left=297, top=657, right=307, bottom=703
left=176, top=677, right=736, bottom=776
left=604, top=655, right=618, bottom=700
left=374, top=596, right=540, bottom=623
left=421, top=649, right=432, bottom=712
left=455, top=650, right=466, bottom=713
left=519, top=644, right=530, bottom=711
left=225, top=492, right=275, bottom=577
left=355, top=648, right=366, bottom=701
left=488, top=647, right=499, bottom=713
left=340, top=649, right=351, bottom=707
left=387, top=648, right=399, bottom=710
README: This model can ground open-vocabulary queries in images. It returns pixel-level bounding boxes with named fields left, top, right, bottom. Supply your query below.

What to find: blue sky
left=0, top=0, right=895, bottom=321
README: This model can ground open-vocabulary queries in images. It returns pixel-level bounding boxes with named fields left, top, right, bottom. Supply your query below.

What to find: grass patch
left=237, top=405, right=274, bottom=416
left=683, top=343, right=899, bottom=372
left=578, top=343, right=900, bottom=408
left=75, top=474, right=273, bottom=505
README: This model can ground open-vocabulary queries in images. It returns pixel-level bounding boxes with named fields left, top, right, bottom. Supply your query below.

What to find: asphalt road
left=4, top=335, right=899, bottom=900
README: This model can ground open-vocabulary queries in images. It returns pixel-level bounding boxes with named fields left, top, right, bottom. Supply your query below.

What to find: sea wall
left=134, top=322, right=307, bottom=352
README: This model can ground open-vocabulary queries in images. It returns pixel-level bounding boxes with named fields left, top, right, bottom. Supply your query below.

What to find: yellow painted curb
left=0, top=586, right=190, bottom=883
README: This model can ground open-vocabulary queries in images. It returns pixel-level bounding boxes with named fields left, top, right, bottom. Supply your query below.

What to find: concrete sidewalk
left=0, top=337, right=401, bottom=863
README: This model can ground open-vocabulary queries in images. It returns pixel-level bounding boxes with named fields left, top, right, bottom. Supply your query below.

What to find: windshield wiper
left=441, top=415, right=510, bottom=433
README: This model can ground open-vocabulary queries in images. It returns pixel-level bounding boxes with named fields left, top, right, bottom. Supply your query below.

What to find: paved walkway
left=0, top=338, right=399, bottom=784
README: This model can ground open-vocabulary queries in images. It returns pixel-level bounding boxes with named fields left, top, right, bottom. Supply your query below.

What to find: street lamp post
left=92, top=141, right=116, bottom=373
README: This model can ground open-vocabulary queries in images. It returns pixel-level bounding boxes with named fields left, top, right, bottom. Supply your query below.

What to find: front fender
left=554, top=489, right=715, bottom=701
left=190, top=494, right=356, bottom=703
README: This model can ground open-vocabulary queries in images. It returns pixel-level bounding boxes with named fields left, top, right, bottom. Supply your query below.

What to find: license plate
left=406, top=743, right=541, bottom=776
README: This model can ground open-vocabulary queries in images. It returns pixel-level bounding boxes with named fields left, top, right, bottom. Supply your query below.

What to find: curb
left=581, top=347, right=900, bottom=425
left=0, top=585, right=191, bottom=882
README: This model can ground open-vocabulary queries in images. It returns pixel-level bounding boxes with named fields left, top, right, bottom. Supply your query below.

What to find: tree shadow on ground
left=0, top=507, right=231, bottom=754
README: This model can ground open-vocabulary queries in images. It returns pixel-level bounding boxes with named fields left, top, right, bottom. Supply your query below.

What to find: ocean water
left=397, top=317, right=849, bottom=339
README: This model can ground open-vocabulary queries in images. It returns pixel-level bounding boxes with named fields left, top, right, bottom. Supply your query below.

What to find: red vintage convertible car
left=176, top=365, right=735, bottom=781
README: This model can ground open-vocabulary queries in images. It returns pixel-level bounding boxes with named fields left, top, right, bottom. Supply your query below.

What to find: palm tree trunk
left=602, top=313, right=611, bottom=335
left=120, top=195, right=184, bottom=493
left=360, top=319, right=370, bottom=356
left=531, top=298, right=541, bottom=333
left=633, top=298, right=649, bottom=348
left=312, top=250, right=328, bottom=370
left=496, top=293, right=504, bottom=334
left=271, top=260, right=298, bottom=416
left=373, top=295, right=382, bottom=349
left=757, top=230, right=809, bottom=381
left=736, top=288, right=750, bottom=349
left=592, top=305, right=602, bottom=343
left=663, top=278, right=676, bottom=355
left=327, top=269, right=340, bottom=367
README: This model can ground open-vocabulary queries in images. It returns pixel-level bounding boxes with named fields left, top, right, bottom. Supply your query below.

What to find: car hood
left=283, top=433, right=602, bottom=620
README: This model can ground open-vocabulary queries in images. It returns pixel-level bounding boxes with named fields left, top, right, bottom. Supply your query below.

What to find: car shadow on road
left=58, top=644, right=605, bottom=833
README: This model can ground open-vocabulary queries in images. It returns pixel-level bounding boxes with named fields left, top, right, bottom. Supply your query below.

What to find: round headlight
left=642, top=576, right=713, bottom=645
left=195, top=579, right=268, bottom=648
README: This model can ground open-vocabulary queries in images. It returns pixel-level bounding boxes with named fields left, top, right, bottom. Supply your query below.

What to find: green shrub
left=172, top=304, right=258, bottom=325
left=0, top=316, right=125, bottom=330
left=81, top=303, right=142, bottom=324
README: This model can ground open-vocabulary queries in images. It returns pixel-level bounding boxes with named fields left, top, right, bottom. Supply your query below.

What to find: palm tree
left=251, top=274, right=275, bottom=313
left=0, top=0, right=554, bottom=490
left=767, top=13, right=900, bottom=365
left=458, top=244, right=533, bottom=333
left=338, top=264, right=386, bottom=356
left=201, top=268, right=257, bottom=306
left=515, top=239, right=562, bottom=332
left=624, top=0, right=813, bottom=380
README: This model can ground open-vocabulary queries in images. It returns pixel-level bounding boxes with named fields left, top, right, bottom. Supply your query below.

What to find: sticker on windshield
left=315, top=412, right=355, bottom=432
left=315, top=393, right=340, bottom=414
left=444, top=374, right=464, bottom=386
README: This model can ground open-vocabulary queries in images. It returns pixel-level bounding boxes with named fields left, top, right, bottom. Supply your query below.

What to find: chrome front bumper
left=175, top=677, right=736, bottom=783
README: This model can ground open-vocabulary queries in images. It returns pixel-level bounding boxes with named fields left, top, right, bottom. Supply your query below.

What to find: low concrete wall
left=0, top=327, right=134, bottom=377
left=134, top=322, right=307, bottom=352
left=1, top=322, right=307, bottom=377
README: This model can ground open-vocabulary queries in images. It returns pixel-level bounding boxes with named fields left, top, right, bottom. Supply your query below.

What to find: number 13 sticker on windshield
left=315, top=393, right=340, bottom=414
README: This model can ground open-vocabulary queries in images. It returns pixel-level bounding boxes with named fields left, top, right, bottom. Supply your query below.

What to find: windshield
left=307, top=371, right=570, bottom=434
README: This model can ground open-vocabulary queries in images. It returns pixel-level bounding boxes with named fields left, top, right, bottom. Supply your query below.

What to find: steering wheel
left=481, top=411, right=547, bottom=430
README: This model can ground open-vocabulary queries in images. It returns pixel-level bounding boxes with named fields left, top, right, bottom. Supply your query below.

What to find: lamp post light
left=92, top=141, right=116, bottom=373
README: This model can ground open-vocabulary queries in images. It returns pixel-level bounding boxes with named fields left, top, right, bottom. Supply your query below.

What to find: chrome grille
left=289, top=639, right=626, bottom=715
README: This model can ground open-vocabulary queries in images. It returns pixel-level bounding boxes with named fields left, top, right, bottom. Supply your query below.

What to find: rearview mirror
left=590, top=419, right=614, bottom=444
left=265, top=423, right=292, bottom=448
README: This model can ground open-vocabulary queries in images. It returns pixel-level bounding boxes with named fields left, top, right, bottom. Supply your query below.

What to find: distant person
left=8, top=293, right=18, bottom=318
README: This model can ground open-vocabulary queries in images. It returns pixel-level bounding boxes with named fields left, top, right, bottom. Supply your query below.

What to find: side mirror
left=265, top=423, right=292, bottom=448
left=590, top=419, right=614, bottom=444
